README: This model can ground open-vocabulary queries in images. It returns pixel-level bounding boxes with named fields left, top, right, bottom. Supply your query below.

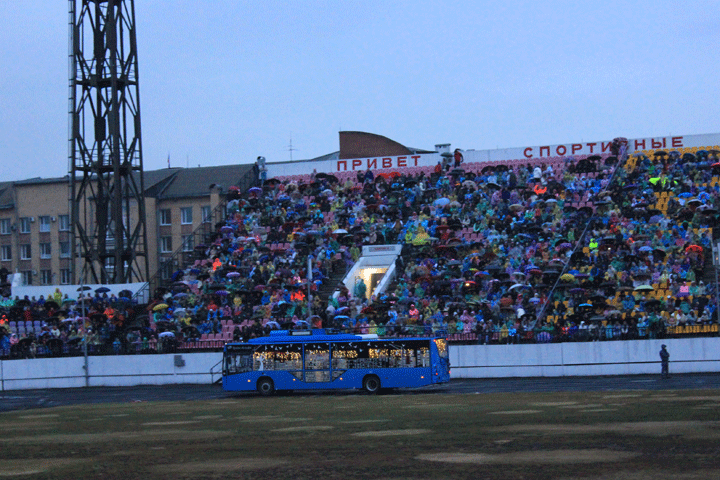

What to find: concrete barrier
left=0, top=352, right=222, bottom=391
left=450, top=338, right=720, bottom=378
left=1, top=337, right=718, bottom=391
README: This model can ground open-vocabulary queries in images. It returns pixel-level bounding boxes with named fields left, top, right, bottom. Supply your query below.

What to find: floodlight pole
left=307, top=255, right=313, bottom=320
left=81, top=278, right=89, bottom=388
left=714, top=242, right=720, bottom=325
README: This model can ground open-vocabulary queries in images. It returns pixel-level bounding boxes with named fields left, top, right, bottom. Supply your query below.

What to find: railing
left=134, top=166, right=259, bottom=303
left=134, top=200, right=228, bottom=304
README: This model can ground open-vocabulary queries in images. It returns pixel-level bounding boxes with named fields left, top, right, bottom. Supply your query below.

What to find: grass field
left=1, top=387, right=720, bottom=479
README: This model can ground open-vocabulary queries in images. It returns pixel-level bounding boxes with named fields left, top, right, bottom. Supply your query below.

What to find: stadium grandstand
left=1, top=131, right=719, bottom=358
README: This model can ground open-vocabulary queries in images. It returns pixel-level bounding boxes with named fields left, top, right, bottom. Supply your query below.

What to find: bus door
left=432, top=338, right=450, bottom=381
left=224, top=345, right=254, bottom=376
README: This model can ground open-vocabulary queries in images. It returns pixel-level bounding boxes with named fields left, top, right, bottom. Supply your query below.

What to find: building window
left=0, top=219, right=10, bottom=235
left=20, top=217, right=31, bottom=233
left=180, top=207, right=193, bottom=225
left=160, top=260, right=174, bottom=280
left=59, top=215, right=70, bottom=231
left=60, top=241, right=71, bottom=258
left=160, top=236, right=172, bottom=253
left=40, top=242, right=52, bottom=259
left=39, top=216, right=51, bottom=232
left=182, top=234, right=194, bottom=252
left=40, top=270, right=53, bottom=285
left=159, top=209, right=171, bottom=226
left=22, top=271, right=33, bottom=286
left=201, top=206, right=211, bottom=223
left=60, top=269, right=71, bottom=285
left=20, top=244, right=31, bottom=260
left=1, top=245, right=10, bottom=261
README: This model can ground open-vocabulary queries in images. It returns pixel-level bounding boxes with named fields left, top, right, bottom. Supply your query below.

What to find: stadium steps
left=316, top=268, right=349, bottom=305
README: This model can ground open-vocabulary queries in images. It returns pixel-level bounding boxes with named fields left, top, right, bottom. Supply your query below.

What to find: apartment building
left=0, top=164, right=256, bottom=287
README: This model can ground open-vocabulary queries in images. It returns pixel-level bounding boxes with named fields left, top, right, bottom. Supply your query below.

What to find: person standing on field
left=660, top=344, right=670, bottom=379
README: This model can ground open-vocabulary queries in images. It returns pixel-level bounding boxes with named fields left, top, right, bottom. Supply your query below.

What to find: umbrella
left=560, top=273, right=575, bottom=282
left=226, top=271, right=241, bottom=278
left=173, top=292, right=188, bottom=298
left=220, top=225, right=234, bottom=233
left=685, top=245, right=703, bottom=253
left=638, top=246, right=653, bottom=253
left=634, top=285, right=654, bottom=292
left=95, top=287, right=111, bottom=294
left=44, top=301, right=60, bottom=310
left=333, top=228, right=348, bottom=234
left=433, top=197, right=451, bottom=207
left=153, top=303, right=169, bottom=311
left=77, top=286, right=92, bottom=292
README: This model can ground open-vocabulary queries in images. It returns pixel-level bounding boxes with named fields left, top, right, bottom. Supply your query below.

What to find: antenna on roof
left=287, top=133, right=298, bottom=161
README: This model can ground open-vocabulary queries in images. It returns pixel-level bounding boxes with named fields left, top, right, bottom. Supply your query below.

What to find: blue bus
left=222, top=329, right=450, bottom=395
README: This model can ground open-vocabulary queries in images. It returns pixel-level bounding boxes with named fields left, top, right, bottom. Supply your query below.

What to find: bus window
left=304, top=342, right=330, bottom=382
left=332, top=342, right=358, bottom=373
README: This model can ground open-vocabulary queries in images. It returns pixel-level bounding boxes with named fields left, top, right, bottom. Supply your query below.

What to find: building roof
left=0, top=181, right=14, bottom=210
left=150, top=164, right=256, bottom=199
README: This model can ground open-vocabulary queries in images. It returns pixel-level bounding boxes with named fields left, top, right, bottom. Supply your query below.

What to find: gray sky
left=1, top=1, right=718, bottom=181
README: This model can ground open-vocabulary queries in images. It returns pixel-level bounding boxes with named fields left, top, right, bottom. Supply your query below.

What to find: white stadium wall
left=1, top=338, right=719, bottom=391
left=451, top=338, right=720, bottom=378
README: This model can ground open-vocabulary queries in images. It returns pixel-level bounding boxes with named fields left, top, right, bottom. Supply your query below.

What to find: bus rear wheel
left=363, top=375, right=381, bottom=394
left=257, top=377, right=275, bottom=396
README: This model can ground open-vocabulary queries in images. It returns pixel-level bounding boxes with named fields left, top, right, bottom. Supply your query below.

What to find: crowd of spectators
left=2, top=141, right=719, bottom=357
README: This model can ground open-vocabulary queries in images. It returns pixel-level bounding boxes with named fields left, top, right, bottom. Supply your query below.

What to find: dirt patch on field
left=141, top=420, right=200, bottom=426
left=352, top=429, right=430, bottom=437
left=403, top=403, right=462, bottom=409
left=272, top=425, right=334, bottom=433
left=645, top=396, right=720, bottom=402
left=497, top=421, right=720, bottom=438
left=0, top=422, right=56, bottom=431
left=0, top=458, right=84, bottom=477
left=2, top=429, right=232, bottom=445
left=417, top=449, right=637, bottom=465
left=17, top=413, right=60, bottom=420
left=157, top=457, right=288, bottom=475
left=340, top=419, right=387, bottom=424
left=237, top=415, right=311, bottom=423
left=556, top=469, right=720, bottom=480
left=561, top=404, right=604, bottom=409
left=488, top=410, right=541, bottom=415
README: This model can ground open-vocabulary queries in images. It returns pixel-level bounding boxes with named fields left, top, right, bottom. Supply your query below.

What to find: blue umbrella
left=433, top=197, right=451, bottom=207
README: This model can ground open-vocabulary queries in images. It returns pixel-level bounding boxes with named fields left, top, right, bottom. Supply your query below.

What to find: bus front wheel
left=257, top=377, right=275, bottom=396
left=363, top=375, right=381, bottom=394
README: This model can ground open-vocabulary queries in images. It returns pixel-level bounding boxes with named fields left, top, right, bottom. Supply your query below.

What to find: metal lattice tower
left=69, top=0, right=149, bottom=284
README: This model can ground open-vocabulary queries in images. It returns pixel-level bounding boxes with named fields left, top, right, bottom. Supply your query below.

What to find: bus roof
left=228, top=329, right=439, bottom=345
